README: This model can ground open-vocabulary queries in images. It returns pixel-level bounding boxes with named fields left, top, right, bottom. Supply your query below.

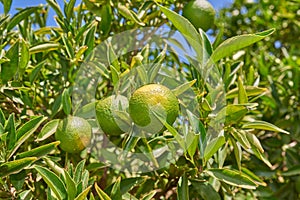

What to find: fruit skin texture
left=182, top=0, right=216, bottom=32
left=55, top=116, right=92, bottom=153
left=129, top=84, right=179, bottom=134
left=95, top=95, right=129, bottom=136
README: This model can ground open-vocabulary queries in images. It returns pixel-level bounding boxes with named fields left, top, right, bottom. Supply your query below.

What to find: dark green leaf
left=190, top=180, right=221, bottom=200
left=177, top=173, right=189, bottom=200
left=1, top=40, right=19, bottom=83
left=110, top=177, right=122, bottom=199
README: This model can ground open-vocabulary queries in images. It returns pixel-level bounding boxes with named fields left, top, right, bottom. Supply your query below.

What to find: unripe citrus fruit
left=95, top=95, right=130, bottom=135
left=129, top=84, right=179, bottom=133
left=182, top=0, right=216, bottom=32
left=55, top=116, right=92, bottom=153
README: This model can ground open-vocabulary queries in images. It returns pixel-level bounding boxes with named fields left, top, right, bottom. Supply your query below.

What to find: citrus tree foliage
left=0, top=0, right=297, bottom=199
left=214, top=0, right=300, bottom=199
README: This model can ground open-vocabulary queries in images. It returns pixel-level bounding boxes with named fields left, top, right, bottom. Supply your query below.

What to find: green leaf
left=95, top=183, right=111, bottom=200
left=16, top=141, right=60, bottom=159
left=206, top=168, right=258, bottom=189
left=62, top=89, right=72, bottom=115
left=65, top=0, right=76, bottom=21
left=75, top=185, right=92, bottom=200
left=46, top=0, right=64, bottom=19
left=238, top=76, right=248, bottom=104
left=8, top=116, right=47, bottom=159
left=229, top=136, right=242, bottom=171
left=36, top=119, right=59, bottom=142
left=242, top=120, right=290, bottom=134
left=74, top=159, right=86, bottom=184
left=246, top=132, right=264, bottom=153
left=110, top=177, right=122, bottom=199
left=230, top=128, right=251, bottom=150
left=19, top=38, right=29, bottom=70
left=117, top=3, right=145, bottom=26
left=63, top=170, right=77, bottom=200
left=226, top=86, right=267, bottom=99
left=3, top=0, right=12, bottom=14
left=158, top=4, right=200, bottom=46
left=7, top=7, right=40, bottom=30
left=0, top=108, right=5, bottom=126
left=5, top=113, right=16, bottom=151
left=209, top=29, right=275, bottom=64
left=0, top=157, right=37, bottom=177
left=177, top=173, right=189, bottom=200
left=99, top=4, right=112, bottom=37
left=204, top=136, right=225, bottom=163
left=34, top=166, right=67, bottom=200
left=0, top=40, right=19, bottom=83
left=250, top=146, right=272, bottom=168
left=29, top=43, right=60, bottom=54
left=190, top=180, right=221, bottom=200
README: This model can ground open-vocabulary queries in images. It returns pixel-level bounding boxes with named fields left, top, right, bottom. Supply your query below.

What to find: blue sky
left=0, top=0, right=233, bottom=26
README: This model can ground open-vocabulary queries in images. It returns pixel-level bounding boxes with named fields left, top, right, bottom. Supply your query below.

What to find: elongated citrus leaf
left=177, top=173, right=189, bottom=200
left=226, top=86, right=267, bottom=99
left=206, top=168, right=258, bottom=189
left=238, top=77, right=248, bottom=104
left=74, top=185, right=92, bottom=200
left=204, top=136, right=225, bottom=162
left=110, top=177, right=122, bottom=199
left=242, top=120, right=289, bottom=134
left=8, top=116, right=47, bottom=159
left=19, top=38, right=29, bottom=70
left=6, top=113, right=16, bottom=151
left=246, top=132, right=264, bottom=153
left=230, top=128, right=251, bottom=149
left=64, top=170, right=77, bottom=200
left=29, top=43, right=60, bottom=54
left=3, top=0, right=12, bottom=14
left=7, top=7, right=39, bottom=30
left=250, top=146, right=272, bottom=168
left=0, top=157, right=37, bottom=177
left=99, top=4, right=112, bottom=36
left=46, top=0, right=64, bottom=19
left=0, top=40, right=19, bottom=83
left=62, top=89, right=72, bottom=115
left=95, top=183, right=111, bottom=200
left=74, top=159, right=86, bottom=184
left=209, top=29, right=275, bottom=64
left=16, top=141, right=60, bottom=159
left=34, top=166, right=67, bottom=200
left=241, top=167, right=267, bottom=186
left=36, top=119, right=59, bottom=142
left=158, top=4, right=200, bottom=45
